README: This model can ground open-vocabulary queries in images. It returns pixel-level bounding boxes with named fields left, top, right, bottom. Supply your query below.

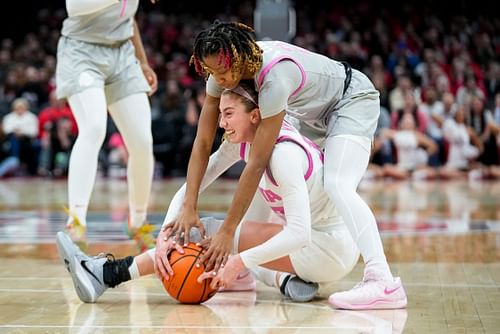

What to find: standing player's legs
left=324, top=136, right=406, bottom=309
left=324, top=135, right=390, bottom=277
left=108, top=93, right=155, bottom=250
left=323, top=74, right=406, bottom=309
left=66, top=87, right=109, bottom=239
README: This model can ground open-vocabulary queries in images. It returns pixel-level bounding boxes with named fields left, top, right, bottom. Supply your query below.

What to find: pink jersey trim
left=257, top=56, right=306, bottom=97
left=239, top=142, right=247, bottom=160
left=240, top=120, right=323, bottom=187
left=119, top=0, right=127, bottom=17
left=264, top=135, right=315, bottom=186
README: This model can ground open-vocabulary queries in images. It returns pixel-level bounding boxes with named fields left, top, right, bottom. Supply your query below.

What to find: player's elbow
left=297, top=233, right=311, bottom=249
left=293, top=226, right=311, bottom=248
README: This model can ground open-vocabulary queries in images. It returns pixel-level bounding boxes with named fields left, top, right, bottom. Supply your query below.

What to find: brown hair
left=221, top=80, right=258, bottom=112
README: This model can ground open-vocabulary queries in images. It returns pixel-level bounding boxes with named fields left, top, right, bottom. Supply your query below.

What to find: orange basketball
left=161, top=242, right=217, bottom=304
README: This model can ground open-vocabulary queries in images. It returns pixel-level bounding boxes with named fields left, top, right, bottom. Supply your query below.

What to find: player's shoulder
left=270, top=140, right=308, bottom=167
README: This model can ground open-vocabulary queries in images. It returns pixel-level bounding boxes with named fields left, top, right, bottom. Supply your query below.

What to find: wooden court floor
left=0, top=177, right=499, bottom=333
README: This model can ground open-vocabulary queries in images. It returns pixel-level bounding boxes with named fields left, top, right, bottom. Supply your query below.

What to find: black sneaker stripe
left=280, top=274, right=292, bottom=296
left=81, top=260, right=102, bottom=285
left=64, top=259, right=71, bottom=273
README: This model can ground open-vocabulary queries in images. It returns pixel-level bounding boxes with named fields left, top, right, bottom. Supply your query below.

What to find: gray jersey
left=206, top=40, right=380, bottom=139
left=207, top=41, right=346, bottom=121
left=61, top=0, right=138, bottom=45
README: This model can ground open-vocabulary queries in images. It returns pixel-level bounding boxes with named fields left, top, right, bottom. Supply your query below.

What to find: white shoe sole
left=56, top=231, right=97, bottom=303
left=328, top=295, right=408, bottom=310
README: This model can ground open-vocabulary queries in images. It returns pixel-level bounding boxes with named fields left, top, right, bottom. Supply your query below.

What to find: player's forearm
left=66, top=0, right=119, bottom=17
left=131, top=20, right=148, bottom=64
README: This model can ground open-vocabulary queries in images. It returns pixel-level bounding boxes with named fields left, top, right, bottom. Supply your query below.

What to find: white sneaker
left=56, top=231, right=108, bottom=303
left=329, top=273, right=407, bottom=310
left=56, top=231, right=134, bottom=303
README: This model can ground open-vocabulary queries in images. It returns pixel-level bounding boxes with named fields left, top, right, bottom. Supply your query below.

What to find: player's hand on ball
left=198, top=228, right=233, bottom=272
left=198, top=254, right=245, bottom=290
left=169, top=209, right=206, bottom=248
left=154, top=226, right=183, bottom=281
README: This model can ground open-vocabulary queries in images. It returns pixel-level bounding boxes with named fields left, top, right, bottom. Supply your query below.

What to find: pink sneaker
left=219, top=271, right=256, bottom=292
left=329, top=275, right=407, bottom=310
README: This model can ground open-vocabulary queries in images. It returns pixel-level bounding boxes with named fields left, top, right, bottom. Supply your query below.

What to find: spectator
left=391, top=92, right=428, bottom=133
left=467, top=95, right=499, bottom=167
left=37, top=92, right=77, bottom=176
left=0, top=126, right=19, bottom=177
left=380, top=113, right=437, bottom=180
left=1, top=97, right=39, bottom=174
left=440, top=106, right=482, bottom=179
left=420, top=86, right=445, bottom=166
left=388, top=74, right=414, bottom=113
left=456, top=73, right=485, bottom=107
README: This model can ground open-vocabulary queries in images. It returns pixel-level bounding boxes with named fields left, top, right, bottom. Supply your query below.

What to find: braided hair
left=190, top=21, right=263, bottom=80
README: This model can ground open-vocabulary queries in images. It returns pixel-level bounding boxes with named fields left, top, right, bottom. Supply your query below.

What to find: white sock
left=251, top=267, right=280, bottom=288
left=128, top=259, right=140, bottom=280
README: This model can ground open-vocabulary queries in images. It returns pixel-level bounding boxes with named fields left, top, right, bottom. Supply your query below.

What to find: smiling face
left=219, top=92, right=260, bottom=143
left=202, top=54, right=245, bottom=89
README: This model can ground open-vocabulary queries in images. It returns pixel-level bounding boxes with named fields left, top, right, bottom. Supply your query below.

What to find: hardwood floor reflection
left=0, top=178, right=499, bottom=333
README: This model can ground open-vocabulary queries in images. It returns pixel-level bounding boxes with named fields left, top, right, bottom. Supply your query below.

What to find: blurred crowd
left=0, top=1, right=499, bottom=179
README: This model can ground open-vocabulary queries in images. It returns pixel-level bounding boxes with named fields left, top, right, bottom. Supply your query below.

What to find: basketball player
left=56, top=0, right=157, bottom=250
left=379, top=113, right=438, bottom=180
left=56, top=82, right=375, bottom=305
left=168, top=21, right=407, bottom=309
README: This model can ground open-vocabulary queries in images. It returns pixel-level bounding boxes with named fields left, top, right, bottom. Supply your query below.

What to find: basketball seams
left=169, top=254, right=197, bottom=267
left=177, top=246, right=204, bottom=302
left=162, top=243, right=217, bottom=304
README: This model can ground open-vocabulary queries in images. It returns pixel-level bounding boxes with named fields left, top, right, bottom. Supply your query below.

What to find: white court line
left=1, top=325, right=366, bottom=330
left=0, top=278, right=498, bottom=289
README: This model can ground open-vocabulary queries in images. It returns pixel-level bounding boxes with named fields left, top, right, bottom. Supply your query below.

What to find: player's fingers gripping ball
left=162, top=242, right=217, bottom=304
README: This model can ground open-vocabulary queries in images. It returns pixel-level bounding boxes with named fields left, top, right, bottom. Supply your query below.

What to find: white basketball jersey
left=239, top=120, right=341, bottom=230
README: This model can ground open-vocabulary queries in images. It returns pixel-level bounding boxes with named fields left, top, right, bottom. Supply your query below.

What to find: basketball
left=161, top=242, right=217, bottom=304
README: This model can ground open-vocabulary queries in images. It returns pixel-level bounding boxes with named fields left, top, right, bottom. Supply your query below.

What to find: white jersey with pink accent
left=239, top=120, right=340, bottom=231
left=163, top=120, right=345, bottom=268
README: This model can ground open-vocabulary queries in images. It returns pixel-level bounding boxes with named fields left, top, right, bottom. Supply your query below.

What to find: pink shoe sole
left=329, top=295, right=408, bottom=310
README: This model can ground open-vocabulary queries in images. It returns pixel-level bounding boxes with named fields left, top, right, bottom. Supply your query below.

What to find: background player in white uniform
left=56, top=82, right=374, bottom=305
left=168, top=21, right=407, bottom=309
left=56, top=0, right=158, bottom=250
left=440, top=107, right=482, bottom=179
left=378, top=113, right=438, bottom=180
